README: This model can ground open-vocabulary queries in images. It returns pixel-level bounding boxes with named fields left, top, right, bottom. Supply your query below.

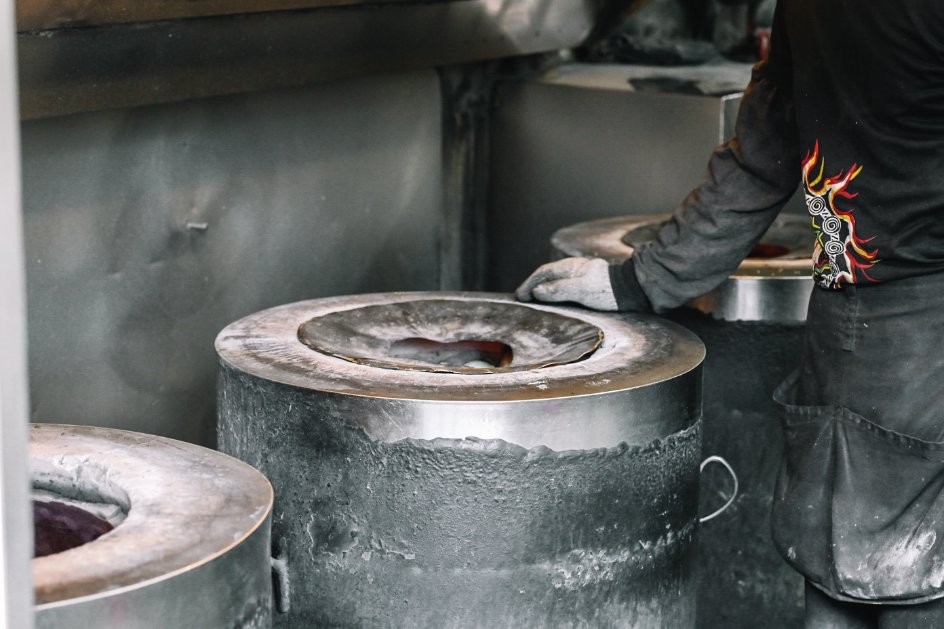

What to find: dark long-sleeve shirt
left=612, top=0, right=944, bottom=312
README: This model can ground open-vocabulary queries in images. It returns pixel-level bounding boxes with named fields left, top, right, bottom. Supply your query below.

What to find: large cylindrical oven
left=551, top=215, right=812, bottom=627
left=216, top=292, right=706, bottom=628
left=31, top=424, right=274, bottom=629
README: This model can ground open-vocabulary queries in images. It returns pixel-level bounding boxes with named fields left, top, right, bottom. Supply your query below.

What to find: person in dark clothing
left=517, top=2, right=944, bottom=627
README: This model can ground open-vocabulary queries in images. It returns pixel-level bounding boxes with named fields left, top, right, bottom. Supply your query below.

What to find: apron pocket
left=772, top=371, right=944, bottom=603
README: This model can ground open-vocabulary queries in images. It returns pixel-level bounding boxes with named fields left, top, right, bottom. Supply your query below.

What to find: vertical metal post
left=0, top=0, right=33, bottom=623
left=438, top=62, right=495, bottom=292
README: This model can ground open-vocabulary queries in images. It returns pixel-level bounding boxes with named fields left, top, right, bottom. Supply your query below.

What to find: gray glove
left=515, top=257, right=618, bottom=311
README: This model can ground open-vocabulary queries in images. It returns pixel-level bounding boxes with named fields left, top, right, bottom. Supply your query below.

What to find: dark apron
left=772, top=272, right=944, bottom=604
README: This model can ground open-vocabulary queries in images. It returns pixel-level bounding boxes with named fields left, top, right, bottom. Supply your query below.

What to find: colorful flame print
left=802, top=141, right=879, bottom=288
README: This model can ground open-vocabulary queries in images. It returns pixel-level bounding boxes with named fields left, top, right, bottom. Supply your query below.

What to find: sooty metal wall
left=551, top=214, right=811, bottom=628
left=21, top=70, right=444, bottom=448
left=31, top=424, right=273, bottom=629
left=217, top=292, right=705, bottom=628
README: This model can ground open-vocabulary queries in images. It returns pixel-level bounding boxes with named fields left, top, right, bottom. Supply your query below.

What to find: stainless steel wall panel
left=22, top=70, right=444, bottom=446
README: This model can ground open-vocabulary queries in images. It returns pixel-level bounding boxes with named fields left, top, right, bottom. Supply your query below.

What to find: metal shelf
left=18, top=0, right=464, bottom=31
left=18, top=0, right=595, bottom=119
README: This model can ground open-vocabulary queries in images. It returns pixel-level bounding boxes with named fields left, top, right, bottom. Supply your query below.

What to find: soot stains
left=220, top=365, right=701, bottom=628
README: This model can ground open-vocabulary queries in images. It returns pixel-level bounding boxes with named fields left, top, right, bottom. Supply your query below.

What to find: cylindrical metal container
left=31, top=424, right=274, bottom=629
left=551, top=215, right=811, bottom=627
left=551, top=213, right=813, bottom=322
left=216, top=292, right=706, bottom=628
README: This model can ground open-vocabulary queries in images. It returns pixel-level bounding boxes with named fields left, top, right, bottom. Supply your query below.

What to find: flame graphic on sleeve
left=802, top=141, right=879, bottom=288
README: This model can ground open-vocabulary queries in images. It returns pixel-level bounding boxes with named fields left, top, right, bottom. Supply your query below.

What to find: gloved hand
left=515, top=257, right=618, bottom=311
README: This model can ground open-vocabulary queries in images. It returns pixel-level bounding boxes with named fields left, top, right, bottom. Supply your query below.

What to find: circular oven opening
left=33, top=498, right=115, bottom=558
left=31, top=461, right=129, bottom=558
left=389, top=338, right=514, bottom=369
left=298, top=299, right=603, bottom=374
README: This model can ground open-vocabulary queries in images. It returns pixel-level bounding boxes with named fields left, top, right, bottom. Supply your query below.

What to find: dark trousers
left=773, top=272, right=944, bottom=605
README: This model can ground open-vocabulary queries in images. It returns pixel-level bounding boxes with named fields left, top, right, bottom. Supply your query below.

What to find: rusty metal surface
left=19, top=0, right=596, bottom=120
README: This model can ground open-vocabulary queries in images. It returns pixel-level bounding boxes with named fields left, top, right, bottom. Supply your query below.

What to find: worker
left=517, top=2, right=944, bottom=627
